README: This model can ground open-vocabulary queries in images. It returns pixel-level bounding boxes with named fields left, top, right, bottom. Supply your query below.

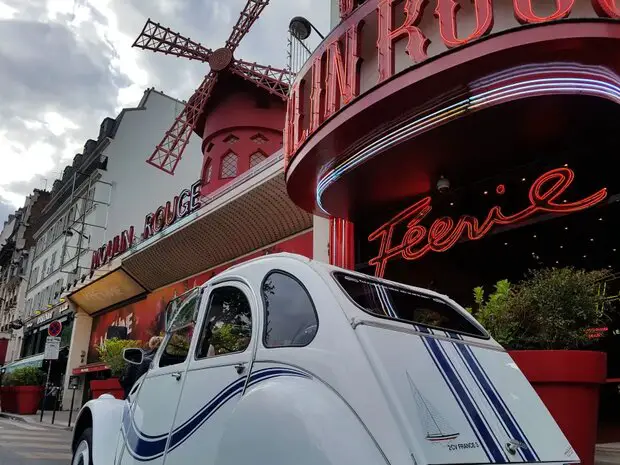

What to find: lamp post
left=289, top=16, right=325, bottom=40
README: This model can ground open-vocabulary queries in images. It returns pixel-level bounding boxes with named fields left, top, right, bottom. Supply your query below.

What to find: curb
left=0, top=412, right=26, bottom=422
left=0, top=411, right=74, bottom=431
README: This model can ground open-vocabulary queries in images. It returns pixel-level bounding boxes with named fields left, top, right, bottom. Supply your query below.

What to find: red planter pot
left=510, top=350, right=606, bottom=465
left=4, top=386, right=44, bottom=415
left=90, top=378, right=124, bottom=400
left=0, top=386, right=16, bottom=413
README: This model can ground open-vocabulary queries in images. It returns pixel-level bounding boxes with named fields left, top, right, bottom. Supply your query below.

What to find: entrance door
left=115, top=288, right=202, bottom=465
left=162, top=283, right=255, bottom=465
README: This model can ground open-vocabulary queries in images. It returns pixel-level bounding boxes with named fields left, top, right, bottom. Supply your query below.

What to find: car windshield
left=334, top=272, right=487, bottom=338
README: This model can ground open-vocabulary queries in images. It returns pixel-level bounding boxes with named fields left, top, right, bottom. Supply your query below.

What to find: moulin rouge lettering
left=368, top=167, right=608, bottom=278
left=91, top=227, right=135, bottom=272
left=143, top=180, right=202, bottom=240
left=284, top=0, right=619, bottom=163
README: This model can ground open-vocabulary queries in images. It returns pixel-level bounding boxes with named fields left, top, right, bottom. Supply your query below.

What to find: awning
left=69, top=268, right=147, bottom=315
left=123, top=153, right=312, bottom=291
left=1, top=353, right=45, bottom=373
left=72, top=362, right=109, bottom=375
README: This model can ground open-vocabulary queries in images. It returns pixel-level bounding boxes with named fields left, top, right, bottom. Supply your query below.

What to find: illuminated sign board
left=70, top=269, right=146, bottom=314
left=368, top=167, right=607, bottom=278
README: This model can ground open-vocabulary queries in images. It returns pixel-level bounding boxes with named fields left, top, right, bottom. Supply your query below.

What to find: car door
left=115, top=288, right=203, bottom=465
left=162, top=281, right=256, bottom=465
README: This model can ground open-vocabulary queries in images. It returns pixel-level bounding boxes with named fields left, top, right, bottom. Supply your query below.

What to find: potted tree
left=0, top=366, right=45, bottom=415
left=469, top=267, right=614, bottom=465
left=91, top=338, right=143, bottom=400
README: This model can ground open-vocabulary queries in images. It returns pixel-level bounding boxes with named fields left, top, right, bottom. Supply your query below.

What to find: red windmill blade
left=133, top=19, right=213, bottom=62
left=133, top=0, right=292, bottom=175
left=145, top=71, right=218, bottom=174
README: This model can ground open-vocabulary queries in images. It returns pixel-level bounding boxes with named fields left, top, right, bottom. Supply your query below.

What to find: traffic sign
left=48, top=320, right=62, bottom=337
left=44, top=336, right=61, bottom=360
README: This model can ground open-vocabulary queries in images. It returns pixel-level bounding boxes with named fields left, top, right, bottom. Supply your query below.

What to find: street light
left=289, top=16, right=324, bottom=40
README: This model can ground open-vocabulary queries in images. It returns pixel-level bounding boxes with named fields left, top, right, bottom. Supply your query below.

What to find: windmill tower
left=133, top=1, right=293, bottom=195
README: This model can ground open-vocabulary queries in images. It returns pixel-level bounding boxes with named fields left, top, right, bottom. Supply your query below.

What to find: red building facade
left=285, top=0, right=620, bottom=447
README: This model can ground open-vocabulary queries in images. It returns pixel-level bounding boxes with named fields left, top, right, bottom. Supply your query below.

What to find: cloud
left=0, top=0, right=330, bottom=214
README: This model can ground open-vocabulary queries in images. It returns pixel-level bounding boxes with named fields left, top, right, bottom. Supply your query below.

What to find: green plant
left=97, top=338, right=143, bottom=377
left=1, top=366, right=45, bottom=387
left=466, top=279, right=516, bottom=347
left=468, top=267, right=615, bottom=350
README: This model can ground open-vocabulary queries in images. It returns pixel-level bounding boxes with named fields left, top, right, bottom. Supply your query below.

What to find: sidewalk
left=597, top=443, right=620, bottom=465
left=0, top=408, right=78, bottom=430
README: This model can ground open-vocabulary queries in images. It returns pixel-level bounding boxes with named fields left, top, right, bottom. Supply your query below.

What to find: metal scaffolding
left=59, top=169, right=112, bottom=282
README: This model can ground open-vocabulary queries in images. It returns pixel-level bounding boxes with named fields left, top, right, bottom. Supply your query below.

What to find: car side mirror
left=123, top=348, right=144, bottom=366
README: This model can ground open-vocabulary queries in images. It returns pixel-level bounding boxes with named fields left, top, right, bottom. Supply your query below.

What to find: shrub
left=468, top=267, right=615, bottom=350
left=97, top=338, right=144, bottom=378
left=1, top=366, right=45, bottom=387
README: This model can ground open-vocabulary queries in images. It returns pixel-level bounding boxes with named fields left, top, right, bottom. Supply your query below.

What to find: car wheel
left=72, top=427, right=93, bottom=465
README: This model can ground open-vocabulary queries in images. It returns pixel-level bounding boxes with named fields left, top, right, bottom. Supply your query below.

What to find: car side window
left=262, top=271, right=318, bottom=348
left=196, top=286, right=252, bottom=359
left=159, top=290, right=200, bottom=368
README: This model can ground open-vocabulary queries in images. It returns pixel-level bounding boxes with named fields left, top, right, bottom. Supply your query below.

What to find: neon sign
left=285, top=0, right=619, bottom=166
left=368, top=167, right=607, bottom=278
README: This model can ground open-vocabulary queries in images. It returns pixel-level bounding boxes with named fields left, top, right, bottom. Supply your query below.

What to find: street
left=0, top=417, right=72, bottom=464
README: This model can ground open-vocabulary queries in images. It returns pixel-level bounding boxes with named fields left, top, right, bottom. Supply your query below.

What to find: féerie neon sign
left=368, top=167, right=607, bottom=278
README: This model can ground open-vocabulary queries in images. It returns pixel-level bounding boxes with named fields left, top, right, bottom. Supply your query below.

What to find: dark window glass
left=196, top=287, right=252, bottom=359
left=263, top=272, right=318, bottom=348
left=334, top=273, right=486, bottom=338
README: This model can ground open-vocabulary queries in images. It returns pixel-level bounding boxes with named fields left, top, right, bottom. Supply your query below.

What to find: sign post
left=40, top=335, right=61, bottom=422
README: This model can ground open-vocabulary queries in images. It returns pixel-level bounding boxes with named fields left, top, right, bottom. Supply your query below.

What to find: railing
left=286, top=24, right=324, bottom=77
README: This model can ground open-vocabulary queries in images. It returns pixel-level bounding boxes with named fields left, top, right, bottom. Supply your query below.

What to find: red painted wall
left=200, top=85, right=285, bottom=196
left=87, top=231, right=312, bottom=362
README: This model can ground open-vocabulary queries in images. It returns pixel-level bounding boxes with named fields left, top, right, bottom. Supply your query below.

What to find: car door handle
left=171, top=372, right=182, bottom=381
left=234, top=363, right=246, bottom=375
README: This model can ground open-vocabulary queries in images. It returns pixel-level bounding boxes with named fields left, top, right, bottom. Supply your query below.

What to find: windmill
left=133, top=0, right=293, bottom=175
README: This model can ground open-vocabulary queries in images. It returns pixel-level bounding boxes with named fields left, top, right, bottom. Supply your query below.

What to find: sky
left=0, top=0, right=331, bottom=224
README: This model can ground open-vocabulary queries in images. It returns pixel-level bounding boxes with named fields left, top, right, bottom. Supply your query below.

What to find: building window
left=85, top=186, right=96, bottom=212
left=220, top=152, right=238, bottom=179
left=249, top=151, right=266, bottom=169
left=196, top=286, right=252, bottom=359
left=251, top=133, right=269, bottom=145
left=50, top=252, right=57, bottom=272
left=223, top=134, right=239, bottom=145
left=202, top=158, right=213, bottom=184
left=262, top=272, right=318, bottom=348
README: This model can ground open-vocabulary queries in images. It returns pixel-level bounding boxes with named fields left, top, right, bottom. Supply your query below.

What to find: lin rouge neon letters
left=368, top=167, right=607, bottom=278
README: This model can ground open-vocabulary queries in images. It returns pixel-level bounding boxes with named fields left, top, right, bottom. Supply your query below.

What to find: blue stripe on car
left=122, top=367, right=308, bottom=461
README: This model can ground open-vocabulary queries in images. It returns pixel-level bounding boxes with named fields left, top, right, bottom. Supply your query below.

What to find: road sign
left=48, top=320, right=62, bottom=337
left=44, top=336, right=61, bottom=360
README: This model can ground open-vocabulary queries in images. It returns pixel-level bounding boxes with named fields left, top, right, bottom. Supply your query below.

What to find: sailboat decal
left=407, top=372, right=460, bottom=442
